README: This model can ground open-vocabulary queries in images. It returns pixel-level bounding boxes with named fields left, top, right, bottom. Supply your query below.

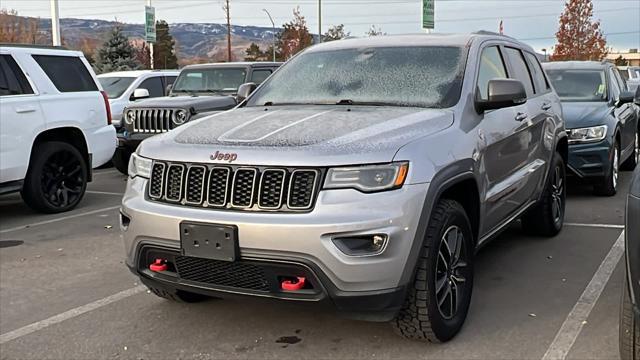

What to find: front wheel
left=21, top=141, right=88, bottom=213
left=392, top=199, right=474, bottom=342
left=522, top=151, right=566, bottom=237
left=594, top=142, right=620, bottom=196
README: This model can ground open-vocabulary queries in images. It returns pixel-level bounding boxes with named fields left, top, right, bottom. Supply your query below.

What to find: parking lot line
left=86, top=190, right=124, bottom=196
left=0, top=286, right=145, bottom=345
left=564, top=222, right=625, bottom=229
left=0, top=205, right=121, bottom=234
left=541, top=231, right=625, bottom=360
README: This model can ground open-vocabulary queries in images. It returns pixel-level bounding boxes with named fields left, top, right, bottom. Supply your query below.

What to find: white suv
left=0, top=45, right=116, bottom=213
left=97, top=70, right=179, bottom=126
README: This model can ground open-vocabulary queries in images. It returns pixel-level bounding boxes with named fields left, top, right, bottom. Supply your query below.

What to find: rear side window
left=524, top=52, right=549, bottom=94
left=504, top=47, right=535, bottom=98
left=477, top=46, right=508, bottom=101
left=250, top=69, right=272, bottom=85
left=32, top=55, right=98, bottom=92
left=0, top=54, right=33, bottom=96
left=138, top=77, right=164, bottom=98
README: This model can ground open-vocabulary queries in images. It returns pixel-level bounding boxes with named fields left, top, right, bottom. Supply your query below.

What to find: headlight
left=173, top=109, right=188, bottom=125
left=567, top=125, right=608, bottom=144
left=324, top=162, right=409, bottom=193
left=128, top=153, right=153, bottom=179
left=125, top=110, right=136, bottom=124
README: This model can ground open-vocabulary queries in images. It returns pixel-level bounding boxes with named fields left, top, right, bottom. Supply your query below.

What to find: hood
left=125, top=95, right=237, bottom=113
left=138, top=105, right=454, bottom=166
left=561, top=101, right=612, bottom=129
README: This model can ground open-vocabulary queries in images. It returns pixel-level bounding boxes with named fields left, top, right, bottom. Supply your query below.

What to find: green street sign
left=145, top=6, right=156, bottom=43
left=422, top=0, right=434, bottom=29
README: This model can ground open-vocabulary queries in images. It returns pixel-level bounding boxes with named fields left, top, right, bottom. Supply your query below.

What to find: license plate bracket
left=180, top=222, right=238, bottom=262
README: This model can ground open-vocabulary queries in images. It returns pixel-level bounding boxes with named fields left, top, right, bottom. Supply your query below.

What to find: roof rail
left=0, top=43, right=69, bottom=50
left=472, top=30, right=517, bottom=40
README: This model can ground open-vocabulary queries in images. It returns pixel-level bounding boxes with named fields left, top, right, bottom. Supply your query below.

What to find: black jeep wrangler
left=112, top=62, right=281, bottom=174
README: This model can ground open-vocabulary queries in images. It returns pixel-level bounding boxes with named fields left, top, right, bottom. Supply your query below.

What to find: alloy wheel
left=40, top=150, right=85, bottom=209
left=435, top=225, right=468, bottom=320
left=551, top=165, right=564, bottom=224
left=635, top=133, right=639, bottom=164
left=613, top=147, right=619, bottom=190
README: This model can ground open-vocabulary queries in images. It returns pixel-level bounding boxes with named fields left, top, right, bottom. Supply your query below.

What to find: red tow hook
left=149, top=259, right=168, bottom=272
left=281, top=277, right=306, bottom=291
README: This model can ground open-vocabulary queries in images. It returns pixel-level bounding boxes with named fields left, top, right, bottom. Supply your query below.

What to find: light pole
left=318, top=0, right=322, bottom=43
left=50, top=0, right=61, bottom=46
left=262, top=9, right=276, bottom=62
left=147, top=0, right=154, bottom=69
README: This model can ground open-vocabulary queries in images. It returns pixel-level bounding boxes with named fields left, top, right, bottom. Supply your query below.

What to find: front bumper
left=121, top=176, right=429, bottom=318
left=567, top=140, right=612, bottom=179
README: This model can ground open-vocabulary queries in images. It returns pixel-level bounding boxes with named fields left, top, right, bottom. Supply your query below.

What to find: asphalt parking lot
left=0, top=168, right=631, bottom=360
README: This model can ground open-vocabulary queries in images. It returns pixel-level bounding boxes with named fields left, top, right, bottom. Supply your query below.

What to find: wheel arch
left=30, top=127, right=91, bottom=180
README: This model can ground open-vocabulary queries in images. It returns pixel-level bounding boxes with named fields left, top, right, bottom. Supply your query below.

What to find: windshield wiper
left=336, top=99, right=396, bottom=106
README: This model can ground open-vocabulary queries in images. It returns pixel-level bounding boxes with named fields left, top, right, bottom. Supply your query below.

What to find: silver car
left=121, top=32, right=567, bottom=342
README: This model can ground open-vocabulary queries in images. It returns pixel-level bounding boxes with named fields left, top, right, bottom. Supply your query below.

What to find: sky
left=2, top=0, right=639, bottom=52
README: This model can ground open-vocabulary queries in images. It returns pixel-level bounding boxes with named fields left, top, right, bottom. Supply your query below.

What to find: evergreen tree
left=277, top=7, right=313, bottom=60
left=551, top=0, right=607, bottom=61
left=244, top=42, right=267, bottom=61
left=153, top=20, right=178, bottom=69
left=614, top=55, right=628, bottom=66
left=94, top=25, right=140, bottom=73
left=323, top=24, right=349, bottom=42
left=365, top=25, right=384, bottom=37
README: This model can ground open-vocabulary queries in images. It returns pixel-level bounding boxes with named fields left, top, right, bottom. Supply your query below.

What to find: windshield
left=171, top=68, right=247, bottom=95
left=98, top=77, right=135, bottom=98
left=546, top=69, right=607, bottom=102
left=247, top=46, right=464, bottom=108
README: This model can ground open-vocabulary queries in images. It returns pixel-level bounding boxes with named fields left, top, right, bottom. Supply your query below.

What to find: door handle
left=15, top=106, right=36, bottom=114
left=515, top=112, right=528, bottom=122
left=541, top=103, right=552, bottom=111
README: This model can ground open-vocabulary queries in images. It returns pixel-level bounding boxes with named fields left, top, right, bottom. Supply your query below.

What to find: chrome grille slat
left=130, top=108, right=182, bottom=134
left=148, top=162, right=319, bottom=212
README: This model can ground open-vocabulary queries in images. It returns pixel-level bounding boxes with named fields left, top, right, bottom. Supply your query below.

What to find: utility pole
left=225, top=0, right=232, bottom=62
left=50, top=0, right=61, bottom=46
left=318, top=0, right=322, bottom=43
left=262, top=9, right=276, bottom=62
left=147, top=0, right=154, bottom=69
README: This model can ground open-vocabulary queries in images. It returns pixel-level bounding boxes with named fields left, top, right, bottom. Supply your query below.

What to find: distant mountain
left=31, top=17, right=279, bottom=63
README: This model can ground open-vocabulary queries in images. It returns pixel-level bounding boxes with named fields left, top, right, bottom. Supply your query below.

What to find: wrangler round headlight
left=173, top=109, right=188, bottom=125
left=125, top=110, right=136, bottom=124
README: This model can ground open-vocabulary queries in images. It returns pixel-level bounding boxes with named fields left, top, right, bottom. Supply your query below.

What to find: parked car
left=620, top=165, right=640, bottom=360
left=112, top=62, right=281, bottom=174
left=0, top=44, right=116, bottom=213
left=97, top=70, right=179, bottom=126
left=619, top=66, right=640, bottom=93
left=121, top=33, right=567, bottom=343
left=544, top=61, right=640, bottom=196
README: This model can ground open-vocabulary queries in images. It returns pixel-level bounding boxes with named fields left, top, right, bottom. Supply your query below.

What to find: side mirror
left=236, top=82, right=257, bottom=103
left=475, top=79, right=527, bottom=113
left=165, top=84, right=173, bottom=95
left=131, top=88, right=150, bottom=101
left=617, top=91, right=635, bottom=107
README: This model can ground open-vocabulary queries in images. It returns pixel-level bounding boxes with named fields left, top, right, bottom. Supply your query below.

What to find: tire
left=146, top=284, right=211, bottom=303
left=594, top=141, right=620, bottom=196
left=621, top=130, right=639, bottom=171
left=392, top=199, right=474, bottom=343
left=112, top=147, right=131, bottom=175
left=620, top=273, right=640, bottom=360
left=522, top=151, right=566, bottom=237
left=21, top=141, right=88, bottom=214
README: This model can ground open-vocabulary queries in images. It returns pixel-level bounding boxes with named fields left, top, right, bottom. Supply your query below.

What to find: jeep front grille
left=131, top=108, right=179, bottom=133
left=148, top=161, right=321, bottom=212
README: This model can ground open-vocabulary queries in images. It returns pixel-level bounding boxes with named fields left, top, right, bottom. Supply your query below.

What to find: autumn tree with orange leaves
left=551, top=0, right=607, bottom=61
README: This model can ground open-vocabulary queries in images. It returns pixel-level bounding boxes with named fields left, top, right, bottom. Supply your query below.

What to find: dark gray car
left=122, top=33, right=567, bottom=343
left=621, top=166, right=640, bottom=360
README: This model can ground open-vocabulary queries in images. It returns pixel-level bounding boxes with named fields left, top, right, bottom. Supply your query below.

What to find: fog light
left=332, top=234, right=388, bottom=256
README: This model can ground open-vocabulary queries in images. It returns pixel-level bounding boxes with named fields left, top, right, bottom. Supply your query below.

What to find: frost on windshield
left=249, top=46, right=464, bottom=108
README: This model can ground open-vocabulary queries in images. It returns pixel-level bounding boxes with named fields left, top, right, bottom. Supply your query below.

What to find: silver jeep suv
left=121, top=33, right=567, bottom=342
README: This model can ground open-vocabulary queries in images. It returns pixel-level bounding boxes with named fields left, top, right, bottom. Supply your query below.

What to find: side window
left=33, top=55, right=97, bottom=92
left=250, top=69, right=272, bottom=85
left=504, top=47, right=535, bottom=97
left=477, top=46, right=508, bottom=101
left=138, top=77, right=164, bottom=98
left=609, top=69, right=622, bottom=98
left=165, top=76, right=177, bottom=86
left=612, top=68, right=627, bottom=92
left=524, top=52, right=549, bottom=94
left=0, top=54, right=33, bottom=96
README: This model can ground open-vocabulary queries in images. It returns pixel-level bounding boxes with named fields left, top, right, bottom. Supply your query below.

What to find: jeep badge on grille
left=210, top=151, right=238, bottom=163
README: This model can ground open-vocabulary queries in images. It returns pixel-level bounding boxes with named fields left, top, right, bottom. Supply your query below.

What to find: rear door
left=0, top=53, right=43, bottom=183
left=611, top=66, right=637, bottom=157
left=138, top=76, right=164, bottom=98
left=476, top=45, right=533, bottom=233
